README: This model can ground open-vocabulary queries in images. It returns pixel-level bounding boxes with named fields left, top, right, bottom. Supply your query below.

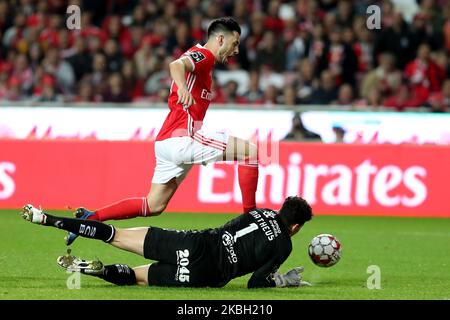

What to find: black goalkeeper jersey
left=205, top=209, right=292, bottom=288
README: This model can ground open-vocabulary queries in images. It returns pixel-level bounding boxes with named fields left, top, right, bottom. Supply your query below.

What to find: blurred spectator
left=444, top=6, right=450, bottom=52
left=426, top=78, right=450, bottom=112
left=309, top=70, right=338, bottom=104
left=360, top=52, right=401, bottom=100
left=66, top=38, right=92, bottom=81
left=190, top=12, right=206, bottom=42
left=0, top=72, right=8, bottom=99
left=433, top=50, right=450, bottom=79
left=296, top=59, right=315, bottom=104
left=374, top=11, right=415, bottom=69
left=102, top=73, right=130, bottom=103
left=2, top=11, right=26, bottom=49
left=222, top=80, right=248, bottom=104
left=404, top=43, right=443, bottom=105
left=285, top=23, right=306, bottom=71
left=4, top=76, right=23, bottom=101
left=36, top=74, right=59, bottom=102
left=334, top=83, right=354, bottom=105
left=41, top=48, right=75, bottom=94
left=243, top=70, right=264, bottom=104
left=383, top=83, right=422, bottom=111
left=104, top=39, right=123, bottom=73
left=280, top=85, right=299, bottom=106
left=308, top=23, right=328, bottom=78
left=144, top=56, right=171, bottom=98
left=122, top=59, right=144, bottom=101
left=332, top=125, right=346, bottom=143
left=262, top=84, right=279, bottom=106
left=353, top=16, right=374, bottom=75
left=75, top=81, right=95, bottom=103
left=264, top=0, right=285, bottom=34
left=12, top=53, right=33, bottom=93
left=253, top=31, right=286, bottom=73
left=166, top=21, right=194, bottom=58
left=0, top=0, right=448, bottom=108
left=326, top=27, right=358, bottom=86
left=90, top=52, right=109, bottom=95
left=283, top=112, right=322, bottom=141
left=355, top=87, right=383, bottom=109
left=410, top=12, right=438, bottom=52
left=336, top=0, right=354, bottom=28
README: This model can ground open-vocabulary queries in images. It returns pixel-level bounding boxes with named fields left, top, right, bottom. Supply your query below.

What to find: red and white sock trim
left=141, top=197, right=149, bottom=217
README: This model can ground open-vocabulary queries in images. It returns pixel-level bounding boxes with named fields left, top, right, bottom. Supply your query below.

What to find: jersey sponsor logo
left=79, top=224, right=96, bottom=237
left=222, top=232, right=234, bottom=246
left=189, top=51, right=206, bottom=63
left=201, top=89, right=213, bottom=101
left=269, top=220, right=282, bottom=238
left=222, top=232, right=238, bottom=264
left=176, top=249, right=190, bottom=282
left=261, top=209, right=277, bottom=219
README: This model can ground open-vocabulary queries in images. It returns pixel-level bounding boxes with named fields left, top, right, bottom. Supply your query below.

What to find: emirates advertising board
left=1, top=140, right=449, bottom=217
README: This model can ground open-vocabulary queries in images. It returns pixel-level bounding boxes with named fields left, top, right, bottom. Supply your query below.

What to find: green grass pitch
left=0, top=210, right=449, bottom=300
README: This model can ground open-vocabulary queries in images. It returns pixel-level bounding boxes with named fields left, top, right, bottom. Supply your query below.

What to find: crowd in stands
left=0, top=0, right=449, bottom=112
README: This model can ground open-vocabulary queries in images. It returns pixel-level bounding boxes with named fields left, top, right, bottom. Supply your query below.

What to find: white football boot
left=21, top=204, right=46, bottom=225
left=57, top=249, right=104, bottom=276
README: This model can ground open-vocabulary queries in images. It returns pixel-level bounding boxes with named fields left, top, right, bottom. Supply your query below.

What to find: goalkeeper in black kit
left=21, top=196, right=313, bottom=288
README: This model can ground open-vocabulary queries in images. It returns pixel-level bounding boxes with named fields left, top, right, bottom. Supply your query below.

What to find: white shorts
left=152, top=130, right=229, bottom=184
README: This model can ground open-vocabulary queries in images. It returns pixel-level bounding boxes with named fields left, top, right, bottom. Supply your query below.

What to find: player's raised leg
left=22, top=204, right=152, bottom=255
left=224, top=136, right=259, bottom=213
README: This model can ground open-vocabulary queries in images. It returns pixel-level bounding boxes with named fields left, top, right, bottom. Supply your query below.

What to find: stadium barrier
left=1, top=106, right=450, bottom=145
left=1, top=140, right=449, bottom=217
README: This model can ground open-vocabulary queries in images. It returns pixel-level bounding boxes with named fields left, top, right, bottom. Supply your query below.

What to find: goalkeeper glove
left=273, top=267, right=311, bottom=288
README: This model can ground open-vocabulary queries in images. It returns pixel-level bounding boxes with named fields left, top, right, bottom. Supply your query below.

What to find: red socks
left=238, top=164, right=259, bottom=213
left=89, top=197, right=150, bottom=222
left=87, top=166, right=257, bottom=220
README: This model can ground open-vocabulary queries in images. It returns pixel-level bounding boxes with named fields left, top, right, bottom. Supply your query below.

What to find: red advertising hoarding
left=1, top=140, right=449, bottom=217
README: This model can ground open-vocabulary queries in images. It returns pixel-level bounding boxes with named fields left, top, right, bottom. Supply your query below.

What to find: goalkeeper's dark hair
left=207, top=17, right=241, bottom=38
left=279, top=196, right=313, bottom=227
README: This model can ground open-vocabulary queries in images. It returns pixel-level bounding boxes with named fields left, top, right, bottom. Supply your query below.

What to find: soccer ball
left=308, top=234, right=342, bottom=267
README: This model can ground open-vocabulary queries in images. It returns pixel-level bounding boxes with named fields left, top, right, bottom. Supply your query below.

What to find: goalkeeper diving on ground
left=21, top=196, right=312, bottom=288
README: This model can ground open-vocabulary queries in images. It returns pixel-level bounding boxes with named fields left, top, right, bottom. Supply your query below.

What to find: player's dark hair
left=207, top=17, right=241, bottom=38
left=279, top=196, right=313, bottom=227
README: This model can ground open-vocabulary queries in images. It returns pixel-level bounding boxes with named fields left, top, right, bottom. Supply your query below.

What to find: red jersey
left=156, top=44, right=215, bottom=141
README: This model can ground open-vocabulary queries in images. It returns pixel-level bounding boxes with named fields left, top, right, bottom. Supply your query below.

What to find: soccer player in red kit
left=66, top=18, right=259, bottom=245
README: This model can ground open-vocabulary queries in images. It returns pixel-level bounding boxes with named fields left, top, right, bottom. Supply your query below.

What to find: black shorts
left=143, top=226, right=223, bottom=287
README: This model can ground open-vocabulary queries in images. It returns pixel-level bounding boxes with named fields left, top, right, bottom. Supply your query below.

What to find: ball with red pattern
left=308, top=234, right=342, bottom=267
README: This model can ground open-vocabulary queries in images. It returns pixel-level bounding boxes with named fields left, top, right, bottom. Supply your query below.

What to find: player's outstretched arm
left=169, top=57, right=195, bottom=108
left=247, top=258, right=279, bottom=288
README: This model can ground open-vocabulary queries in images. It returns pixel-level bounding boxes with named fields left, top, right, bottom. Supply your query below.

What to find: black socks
left=44, top=214, right=116, bottom=243
left=99, top=264, right=137, bottom=286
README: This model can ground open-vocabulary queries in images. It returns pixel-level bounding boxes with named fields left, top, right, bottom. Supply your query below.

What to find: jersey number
left=234, top=223, right=259, bottom=242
